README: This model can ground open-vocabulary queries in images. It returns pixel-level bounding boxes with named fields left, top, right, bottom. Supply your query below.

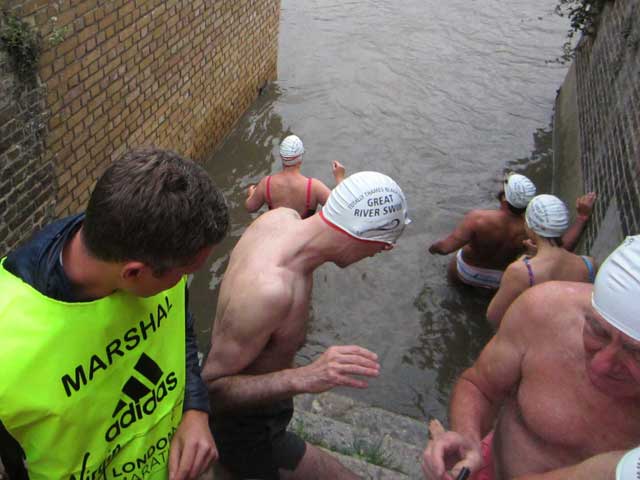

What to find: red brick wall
left=3, top=0, right=280, bottom=218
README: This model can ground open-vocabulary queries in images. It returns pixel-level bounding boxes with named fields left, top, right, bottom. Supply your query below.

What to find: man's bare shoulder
left=217, top=269, right=294, bottom=337
left=503, top=281, right=590, bottom=338
left=464, top=208, right=506, bottom=229
left=234, top=269, right=295, bottom=314
left=238, top=207, right=302, bottom=244
left=259, top=207, right=302, bottom=224
left=503, top=257, right=530, bottom=282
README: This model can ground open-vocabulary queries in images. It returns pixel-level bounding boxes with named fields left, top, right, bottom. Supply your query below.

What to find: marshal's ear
left=120, top=261, right=147, bottom=281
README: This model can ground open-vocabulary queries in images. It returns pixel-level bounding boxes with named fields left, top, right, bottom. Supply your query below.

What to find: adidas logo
left=105, top=353, right=178, bottom=442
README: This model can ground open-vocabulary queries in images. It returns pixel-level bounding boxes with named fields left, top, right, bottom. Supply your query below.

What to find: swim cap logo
left=364, top=218, right=401, bottom=233
left=105, top=353, right=178, bottom=442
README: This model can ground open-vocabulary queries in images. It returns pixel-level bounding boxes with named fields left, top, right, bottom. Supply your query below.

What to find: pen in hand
left=456, top=467, right=470, bottom=480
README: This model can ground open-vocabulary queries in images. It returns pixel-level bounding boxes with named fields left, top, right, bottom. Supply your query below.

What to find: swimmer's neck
left=499, top=200, right=523, bottom=217
left=281, top=163, right=302, bottom=173
left=532, top=236, right=560, bottom=254
left=278, top=215, right=342, bottom=274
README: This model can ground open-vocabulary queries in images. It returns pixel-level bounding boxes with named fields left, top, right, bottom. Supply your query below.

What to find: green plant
left=0, top=13, right=40, bottom=82
left=348, top=437, right=396, bottom=470
left=47, top=16, right=69, bottom=46
left=555, top=0, right=609, bottom=39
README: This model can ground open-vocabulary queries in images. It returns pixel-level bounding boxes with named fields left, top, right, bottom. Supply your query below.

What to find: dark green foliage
left=0, top=13, right=40, bottom=83
left=555, top=0, right=610, bottom=38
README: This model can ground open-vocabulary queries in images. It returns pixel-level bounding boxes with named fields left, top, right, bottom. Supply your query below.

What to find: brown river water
left=188, top=0, right=570, bottom=422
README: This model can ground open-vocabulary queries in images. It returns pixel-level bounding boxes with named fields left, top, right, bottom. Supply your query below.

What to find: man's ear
left=121, top=261, right=147, bottom=281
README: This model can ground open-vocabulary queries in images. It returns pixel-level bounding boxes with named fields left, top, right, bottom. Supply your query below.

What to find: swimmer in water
left=429, top=173, right=595, bottom=290
left=486, top=194, right=597, bottom=329
left=246, top=134, right=346, bottom=218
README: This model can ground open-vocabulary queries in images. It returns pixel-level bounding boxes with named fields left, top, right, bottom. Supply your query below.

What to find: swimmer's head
left=320, top=171, right=410, bottom=246
left=616, top=447, right=640, bottom=480
left=280, top=135, right=304, bottom=166
left=592, top=236, right=640, bottom=341
left=525, top=194, right=570, bottom=239
left=503, top=173, right=536, bottom=209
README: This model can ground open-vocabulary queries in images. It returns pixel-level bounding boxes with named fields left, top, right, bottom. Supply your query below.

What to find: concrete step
left=320, top=447, right=411, bottom=480
left=295, top=392, right=429, bottom=449
left=291, top=405, right=424, bottom=478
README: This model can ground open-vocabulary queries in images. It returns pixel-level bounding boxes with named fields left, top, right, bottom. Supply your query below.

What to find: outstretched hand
left=576, top=192, right=596, bottom=221
left=298, top=345, right=379, bottom=393
left=429, top=243, right=442, bottom=255
left=422, top=419, right=482, bottom=480
left=332, top=161, right=346, bottom=184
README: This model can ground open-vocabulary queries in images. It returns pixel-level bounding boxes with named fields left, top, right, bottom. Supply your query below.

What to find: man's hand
left=169, top=409, right=218, bottom=480
left=296, top=345, right=379, bottom=393
left=422, top=420, right=482, bottom=480
left=332, top=161, right=346, bottom=184
left=576, top=192, right=596, bottom=221
left=247, top=184, right=257, bottom=199
left=429, top=242, right=443, bottom=255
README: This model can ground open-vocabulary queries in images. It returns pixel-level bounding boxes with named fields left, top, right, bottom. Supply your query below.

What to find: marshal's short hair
left=83, top=147, right=229, bottom=273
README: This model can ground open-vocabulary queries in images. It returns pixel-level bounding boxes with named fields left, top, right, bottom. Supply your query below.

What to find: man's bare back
left=457, top=209, right=526, bottom=270
left=207, top=208, right=313, bottom=381
left=422, top=282, right=640, bottom=480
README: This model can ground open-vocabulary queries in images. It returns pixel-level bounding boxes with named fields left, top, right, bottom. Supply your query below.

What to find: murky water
left=189, top=0, right=569, bottom=422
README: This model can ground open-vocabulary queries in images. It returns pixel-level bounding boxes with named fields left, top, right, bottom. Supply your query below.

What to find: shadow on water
left=506, top=122, right=554, bottom=193
left=188, top=84, right=287, bottom=354
left=406, top=281, right=493, bottom=421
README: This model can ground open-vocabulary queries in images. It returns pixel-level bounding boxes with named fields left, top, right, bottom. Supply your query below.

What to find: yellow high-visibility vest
left=0, top=261, right=186, bottom=480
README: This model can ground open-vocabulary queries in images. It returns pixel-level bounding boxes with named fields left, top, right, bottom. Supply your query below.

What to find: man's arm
left=245, top=178, right=268, bottom=213
left=562, top=192, right=596, bottom=252
left=428, top=212, right=477, bottom=255
left=486, top=262, right=529, bottom=329
left=423, top=290, right=531, bottom=480
left=514, top=450, right=623, bottom=480
left=202, top=281, right=379, bottom=413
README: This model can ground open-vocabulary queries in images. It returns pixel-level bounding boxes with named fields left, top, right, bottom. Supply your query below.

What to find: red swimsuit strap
left=305, top=177, right=313, bottom=211
left=265, top=176, right=273, bottom=209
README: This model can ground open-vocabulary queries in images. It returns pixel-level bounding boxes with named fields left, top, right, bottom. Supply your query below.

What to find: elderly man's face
left=583, top=312, right=640, bottom=398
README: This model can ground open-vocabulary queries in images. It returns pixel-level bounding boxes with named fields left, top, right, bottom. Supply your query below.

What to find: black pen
left=456, top=467, right=471, bottom=480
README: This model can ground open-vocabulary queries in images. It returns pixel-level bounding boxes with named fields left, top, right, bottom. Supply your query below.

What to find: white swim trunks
left=455, top=250, right=503, bottom=290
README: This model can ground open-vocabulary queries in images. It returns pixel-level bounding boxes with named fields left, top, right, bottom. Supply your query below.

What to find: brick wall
left=1, top=0, right=279, bottom=251
left=0, top=49, right=53, bottom=256
left=573, top=0, right=640, bottom=255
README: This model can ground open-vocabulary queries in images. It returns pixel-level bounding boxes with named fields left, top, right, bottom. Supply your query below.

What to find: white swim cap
left=320, top=171, right=410, bottom=245
left=616, top=446, right=640, bottom=480
left=280, top=135, right=304, bottom=166
left=525, top=194, right=570, bottom=238
left=504, top=173, right=536, bottom=208
left=592, top=236, right=640, bottom=341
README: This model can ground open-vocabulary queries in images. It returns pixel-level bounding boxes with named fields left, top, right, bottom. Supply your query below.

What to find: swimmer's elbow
left=245, top=199, right=260, bottom=212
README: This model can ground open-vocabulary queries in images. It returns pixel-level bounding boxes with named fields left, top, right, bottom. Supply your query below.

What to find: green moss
left=0, top=13, right=40, bottom=83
